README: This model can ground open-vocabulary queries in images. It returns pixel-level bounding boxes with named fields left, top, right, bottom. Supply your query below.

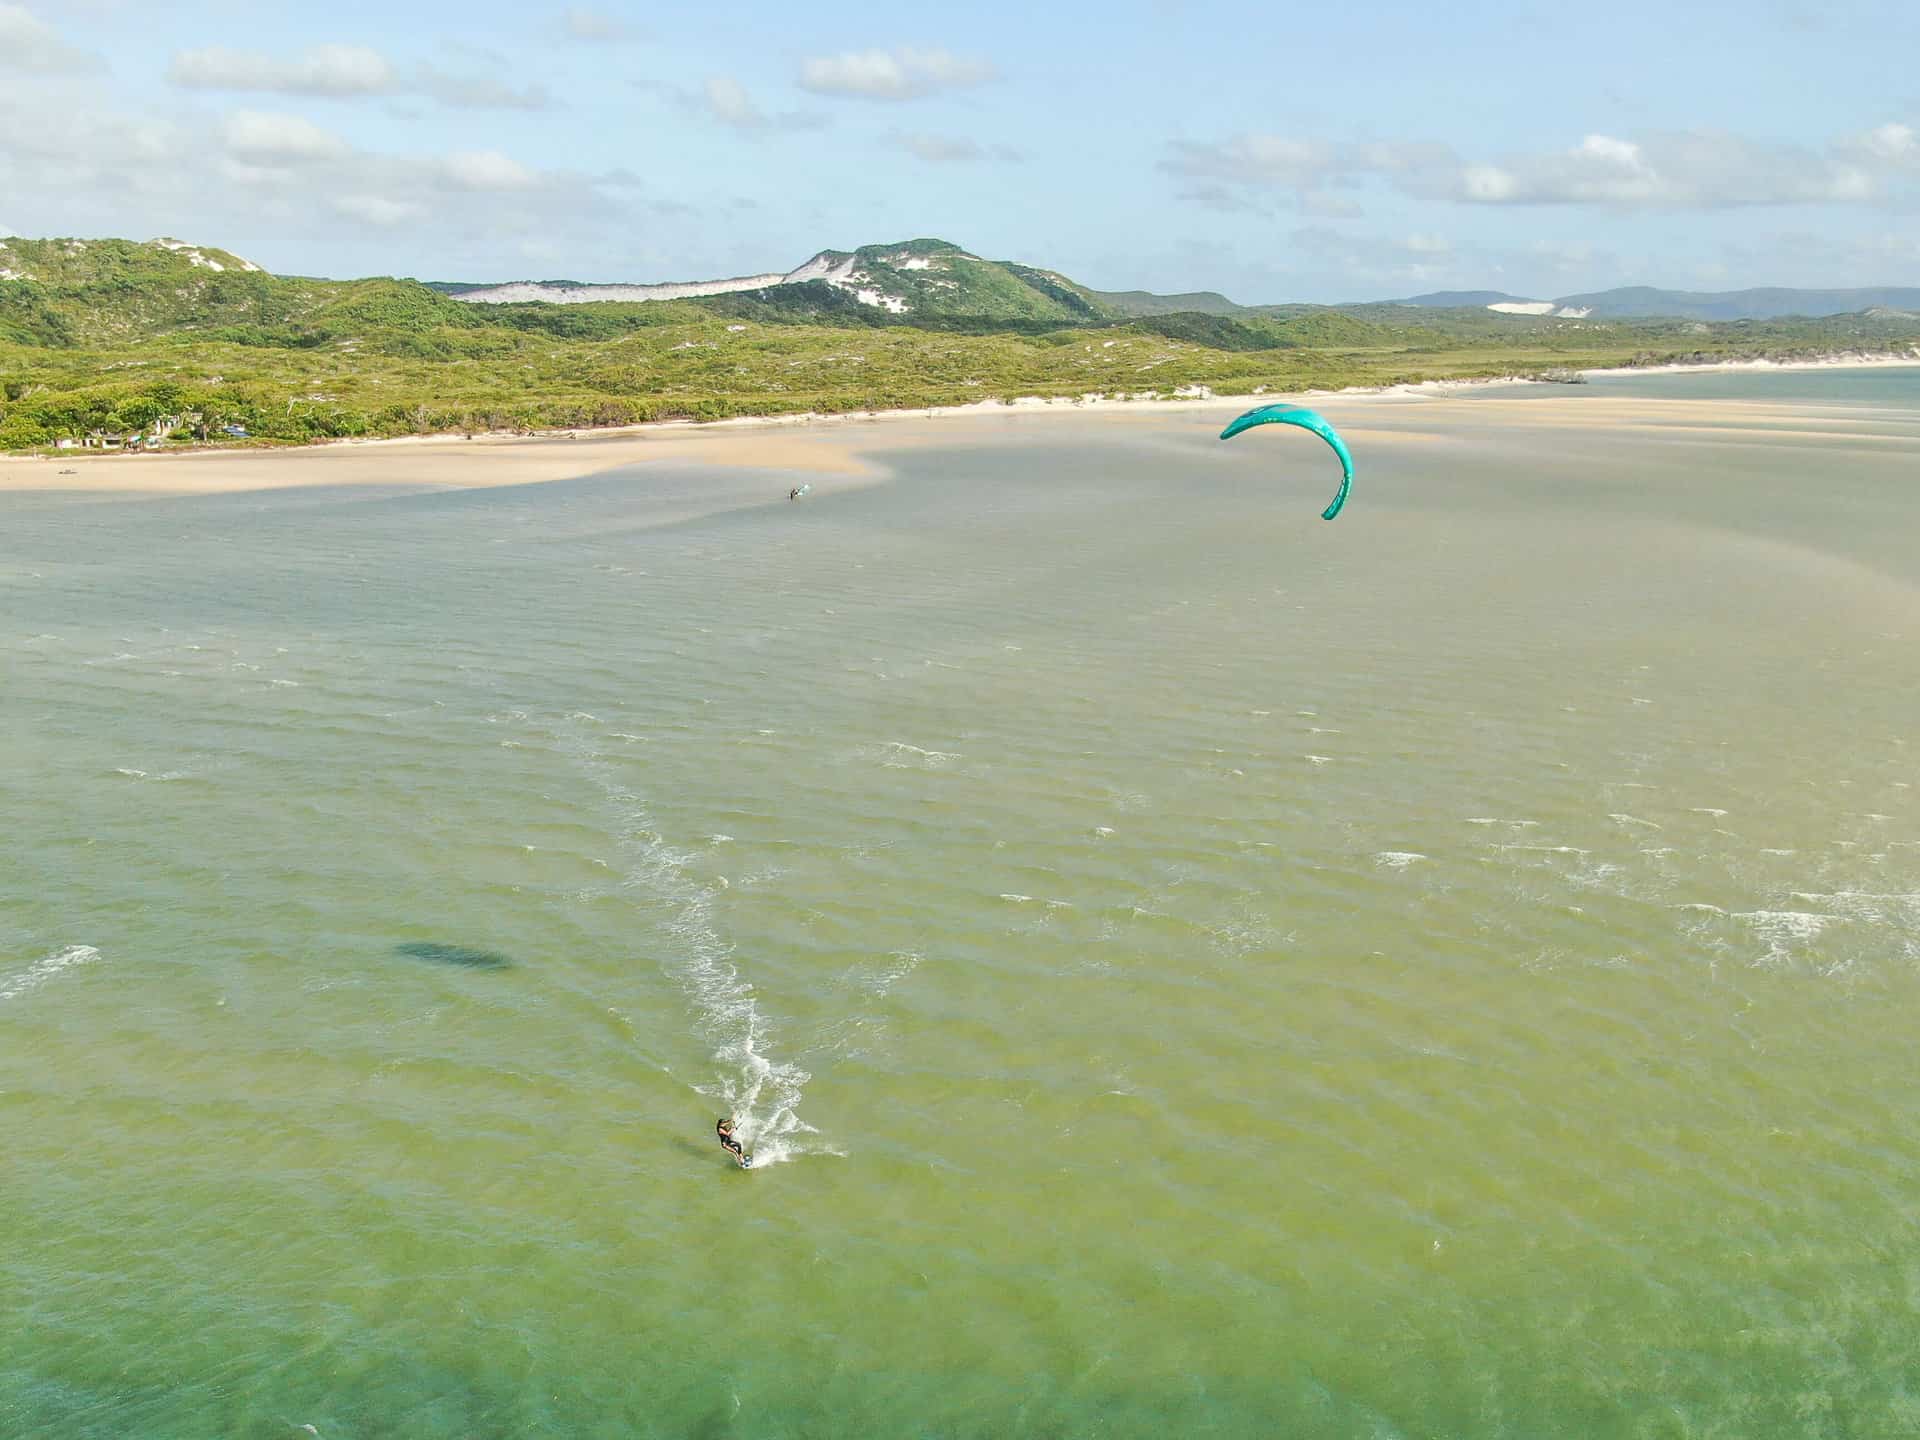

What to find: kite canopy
left=1218, top=403, right=1353, bottom=520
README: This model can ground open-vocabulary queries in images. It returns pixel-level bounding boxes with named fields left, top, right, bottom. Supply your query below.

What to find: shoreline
left=4, top=348, right=1914, bottom=498
left=1571, top=350, right=1920, bottom=378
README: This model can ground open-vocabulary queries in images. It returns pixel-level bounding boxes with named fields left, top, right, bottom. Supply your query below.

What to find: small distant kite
left=1218, top=404, right=1353, bottom=521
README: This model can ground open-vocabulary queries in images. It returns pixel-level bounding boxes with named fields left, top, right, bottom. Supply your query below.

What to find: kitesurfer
left=716, top=1117, right=748, bottom=1165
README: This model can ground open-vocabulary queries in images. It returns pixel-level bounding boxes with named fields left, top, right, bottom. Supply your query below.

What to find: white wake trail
left=0, top=945, right=101, bottom=1003
left=557, top=724, right=819, bottom=1166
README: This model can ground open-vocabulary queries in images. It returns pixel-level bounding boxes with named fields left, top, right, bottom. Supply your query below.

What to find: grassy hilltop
left=3, top=235, right=1917, bottom=451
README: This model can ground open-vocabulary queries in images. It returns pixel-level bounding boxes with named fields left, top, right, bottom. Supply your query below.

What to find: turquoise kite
left=1218, top=404, right=1353, bottom=521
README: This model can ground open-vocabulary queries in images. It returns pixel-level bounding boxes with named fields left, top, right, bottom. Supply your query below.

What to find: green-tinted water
left=5, top=373, right=1920, bottom=1437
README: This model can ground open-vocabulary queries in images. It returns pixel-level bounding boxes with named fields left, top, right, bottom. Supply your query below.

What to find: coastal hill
left=439, top=239, right=1115, bottom=328
left=1388, top=284, right=1920, bottom=322
left=437, top=240, right=1248, bottom=325
left=8, top=232, right=1917, bottom=346
left=1084, top=289, right=1245, bottom=318
left=0, top=234, right=470, bottom=348
left=1393, top=291, right=1542, bottom=311
left=2, top=233, right=1917, bottom=451
left=432, top=241, right=1920, bottom=325
left=1551, top=286, right=1920, bottom=322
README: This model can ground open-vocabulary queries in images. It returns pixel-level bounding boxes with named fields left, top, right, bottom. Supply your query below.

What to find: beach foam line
left=0, top=945, right=101, bottom=1004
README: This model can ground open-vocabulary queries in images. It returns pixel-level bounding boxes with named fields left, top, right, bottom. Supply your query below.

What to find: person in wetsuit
left=716, top=1117, right=747, bottom=1165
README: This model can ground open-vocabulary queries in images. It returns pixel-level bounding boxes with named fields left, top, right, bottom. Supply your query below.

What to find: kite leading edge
left=1218, top=403, right=1354, bottom=521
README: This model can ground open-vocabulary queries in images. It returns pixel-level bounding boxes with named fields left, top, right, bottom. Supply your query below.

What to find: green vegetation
left=3, top=236, right=1917, bottom=453
left=1088, top=288, right=1245, bottom=318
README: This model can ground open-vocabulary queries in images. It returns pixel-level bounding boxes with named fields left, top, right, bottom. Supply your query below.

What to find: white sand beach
left=3, top=352, right=1913, bottom=499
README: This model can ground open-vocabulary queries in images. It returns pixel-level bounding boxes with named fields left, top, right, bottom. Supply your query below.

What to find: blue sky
left=2, top=0, right=1916, bottom=300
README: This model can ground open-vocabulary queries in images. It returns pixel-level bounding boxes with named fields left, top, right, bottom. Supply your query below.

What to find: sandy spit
left=3, top=352, right=1913, bottom=499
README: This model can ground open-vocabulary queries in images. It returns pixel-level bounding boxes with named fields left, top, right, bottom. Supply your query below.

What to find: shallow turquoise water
left=4, top=372, right=1920, bottom=1437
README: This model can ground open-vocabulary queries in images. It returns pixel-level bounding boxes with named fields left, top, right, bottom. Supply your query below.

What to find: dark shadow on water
left=394, top=941, right=512, bottom=970
left=687, top=1400, right=743, bottom=1440
left=670, top=1136, right=744, bottom=1170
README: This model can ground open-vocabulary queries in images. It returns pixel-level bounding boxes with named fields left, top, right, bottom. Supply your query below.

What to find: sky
left=2, top=0, right=1916, bottom=302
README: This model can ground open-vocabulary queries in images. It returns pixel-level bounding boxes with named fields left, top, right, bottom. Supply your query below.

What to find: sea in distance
left=4, top=368, right=1919, bottom=1437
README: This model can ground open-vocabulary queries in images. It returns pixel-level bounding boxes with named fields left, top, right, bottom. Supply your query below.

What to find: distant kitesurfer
left=716, top=1117, right=749, bottom=1167
left=788, top=486, right=800, bottom=501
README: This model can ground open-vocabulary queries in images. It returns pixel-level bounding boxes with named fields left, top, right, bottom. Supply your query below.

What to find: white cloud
left=703, top=76, right=765, bottom=130
left=894, top=132, right=1021, bottom=165
left=170, top=43, right=395, bottom=96
left=223, top=109, right=350, bottom=162
left=1299, top=191, right=1364, bottom=219
left=1165, top=137, right=1400, bottom=216
left=1164, top=133, right=1339, bottom=189
left=417, top=66, right=550, bottom=110
left=687, top=76, right=826, bottom=135
left=0, top=88, right=634, bottom=279
left=560, top=6, right=630, bottom=42
left=334, top=194, right=424, bottom=227
left=1289, top=225, right=1458, bottom=287
left=898, top=133, right=979, bottom=163
left=168, top=43, right=551, bottom=110
left=1176, top=183, right=1274, bottom=217
left=1165, top=136, right=1445, bottom=193
left=218, top=157, right=297, bottom=187
left=1449, top=131, right=1876, bottom=207
left=0, top=3, right=97, bottom=71
left=1460, top=164, right=1516, bottom=202
left=442, top=150, right=539, bottom=190
left=1348, top=140, right=1455, bottom=177
left=798, top=47, right=993, bottom=101
left=1859, top=122, right=1916, bottom=166
left=1168, top=127, right=1911, bottom=212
